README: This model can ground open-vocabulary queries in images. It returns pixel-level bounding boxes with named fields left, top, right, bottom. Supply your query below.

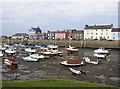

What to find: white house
left=112, top=28, right=120, bottom=40
left=11, top=33, right=28, bottom=40
left=84, top=24, right=113, bottom=40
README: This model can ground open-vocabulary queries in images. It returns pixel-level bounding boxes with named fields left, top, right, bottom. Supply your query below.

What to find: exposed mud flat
left=2, top=48, right=119, bottom=87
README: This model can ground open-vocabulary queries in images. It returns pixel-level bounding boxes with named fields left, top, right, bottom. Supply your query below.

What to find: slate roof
left=29, top=27, right=42, bottom=33
left=48, top=30, right=66, bottom=33
left=112, top=28, right=120, bottom=32
left=12, top=33, right=28, bottom=36
left=84, top=24, right=113, bottom=29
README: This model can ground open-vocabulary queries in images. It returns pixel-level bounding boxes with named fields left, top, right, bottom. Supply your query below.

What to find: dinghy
left=24, top=48, right=37, bottom=53
left=94, top=47, right=110, bottom=54
left=93, top=53, right=106, bottom=59
left=69, top=67, right=83, bottom=74
left=5, top=48, right=16, bottom=54
left=83, top=56, right=99, bottom=64
left=66, top=45, right=78, bottom=52
left=30, top=54, right=45, bottom=59
left=22, top=56, right=39, bottom=62
left=0, top=51, right=3, bottom=57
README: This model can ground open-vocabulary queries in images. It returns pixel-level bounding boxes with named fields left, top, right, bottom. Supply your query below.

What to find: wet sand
left=2, top=48, right=119, bottom=87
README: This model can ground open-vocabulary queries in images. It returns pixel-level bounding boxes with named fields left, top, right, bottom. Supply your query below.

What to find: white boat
left=22, top=56, right=39, bottom=62
left=5, top=48, right=16, bottom=54
left=41, top=51, right=57, bottom=56
left=25, top=48, right=37, bottom=53
left=83, top=56, right=99, bottom=64
left=47, top=44, right=63, bottom=55
left=0, top=46, right=6, bottom=51
left=0, top=51, right=3, bottom=57
left=47, top=44, right=58, bottom=49
left=30, top=54, right=45, bottom=59
left=60, top=60, right=84, bottom=66
left=94, top=47, right=110, bottom=54
left=93, top=53, right=106, bottom=59
left=66, top=45, right=78, bottom=52
left=69, top=67, right=83, bottom=74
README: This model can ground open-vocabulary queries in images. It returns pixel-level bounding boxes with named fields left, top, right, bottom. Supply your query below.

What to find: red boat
left=4, top=58, right=19, bottom=69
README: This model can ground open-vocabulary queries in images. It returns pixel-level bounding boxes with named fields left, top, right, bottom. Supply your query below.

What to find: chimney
left=85, top=25, right=88, bottom=28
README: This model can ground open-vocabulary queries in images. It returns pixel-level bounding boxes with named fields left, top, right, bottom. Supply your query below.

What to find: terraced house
left=71, top=30, right=84, bottom=40
left=29, top=27, right=42, bottom=40
left=84, top=24, right=113, bottom=40
left=47, top=30, right=70, bottom=40
left=112, top=28, right=120, bottom=40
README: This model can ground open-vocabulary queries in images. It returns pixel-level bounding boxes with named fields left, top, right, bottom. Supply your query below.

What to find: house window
left=101, top=29, right=103, bottom=31
left=96, top=33, right=97, bottom=35
left=101, top=33, right=103, bottom=35
left=113, top=37, right=115, bottom=39
left=106, top=33, right=108, bottom=35
left=107, top=36, right=109, bottom=38
left=96, top=29, right=97, bottom=31
left=106, top=29, right=108, bottom=31
left=91, top=36, right=93, bottom=39
left=91, top=33, right=93, bottom=35
left=87, top=33, right=89, bottom=35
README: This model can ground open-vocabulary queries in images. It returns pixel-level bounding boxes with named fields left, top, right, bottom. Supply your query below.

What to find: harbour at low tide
left=1, top=47, right=120, bottom=87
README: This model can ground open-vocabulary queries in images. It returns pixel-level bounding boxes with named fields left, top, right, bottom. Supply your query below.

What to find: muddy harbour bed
left=1, top=47, right=120, bottom=87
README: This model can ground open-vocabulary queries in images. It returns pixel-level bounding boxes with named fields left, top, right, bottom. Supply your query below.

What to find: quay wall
left=1, top=38, right=119, bottom=48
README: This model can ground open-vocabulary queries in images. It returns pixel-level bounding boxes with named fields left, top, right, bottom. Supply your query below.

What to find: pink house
left=47, top=31, right=70, bottom=40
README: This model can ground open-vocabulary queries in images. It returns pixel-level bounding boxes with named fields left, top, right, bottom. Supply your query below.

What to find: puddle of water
left=94, top=75, right=105, bottom=80
left=110, top=77, right=120, bottom=81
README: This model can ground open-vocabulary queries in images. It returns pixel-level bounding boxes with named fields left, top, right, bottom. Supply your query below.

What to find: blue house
left=29, top=27, right=42, bottom=40
left=112, top=28, right=120, bottom=40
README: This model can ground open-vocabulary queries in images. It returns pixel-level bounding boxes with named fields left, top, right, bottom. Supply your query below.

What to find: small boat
left=60, top=57, right=84, bottom=66
left=30, top=54, right=45, bottom=59
left=4, top=58, right=19, bottom=70
left=47, top=44, right=58, bottom=49
left=93, top=53, right=106, bottom=59
left=0, top=51, right=3, bottom=57
left=41, top=51, right=58, bottom=56
left=24, top=48, right=37, bottom=53
left=94, top=47, right=110, bottom=54
left=36, top=44, right=43, bottom=48
left=40, top=45, right=48, bottom=51
left=5, top=48, right=16, bottom=54
left=83, top=56, right=99, bottom=64
left=4, top=58, right=19, bottom=66
left=22, top=56, right=39, bottom=62
left=69, top=67, right=83, bottom=74
left=47, top=44, right=63, bottom=55
left=5, top=58, right=19, bottom=69
left=66, top=45, right=78, bottom=52
left=0, top=46, right=6, bottom=51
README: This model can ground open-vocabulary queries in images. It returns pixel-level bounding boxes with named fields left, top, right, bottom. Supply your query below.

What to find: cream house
left=84, top=24, right=113, bottom=40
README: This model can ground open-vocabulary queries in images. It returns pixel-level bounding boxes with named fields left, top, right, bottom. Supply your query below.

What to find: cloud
left=1, top=1, right=118, bottom=36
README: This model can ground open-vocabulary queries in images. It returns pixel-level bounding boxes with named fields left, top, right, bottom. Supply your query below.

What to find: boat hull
left=69, top=67, right=81, bottom=74
left=93, top=53, right=106, bottom=59
left=60, top=61, right=83, bottom=66
left=84, top=57, right=99, bottom=64
left=5, top=50, right=16, bottom=54
left=23, top=56, right=39, bottom=62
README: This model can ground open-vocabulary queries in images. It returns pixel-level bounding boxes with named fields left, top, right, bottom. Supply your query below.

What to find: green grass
left=2, top=78, right=118, bottom=88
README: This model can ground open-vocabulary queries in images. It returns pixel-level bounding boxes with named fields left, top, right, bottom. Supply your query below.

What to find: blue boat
left=22, top=56, right=39, bottom=62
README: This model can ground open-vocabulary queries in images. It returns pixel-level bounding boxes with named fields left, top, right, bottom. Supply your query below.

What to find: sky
left=0, top=0, right=119, bottom=36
